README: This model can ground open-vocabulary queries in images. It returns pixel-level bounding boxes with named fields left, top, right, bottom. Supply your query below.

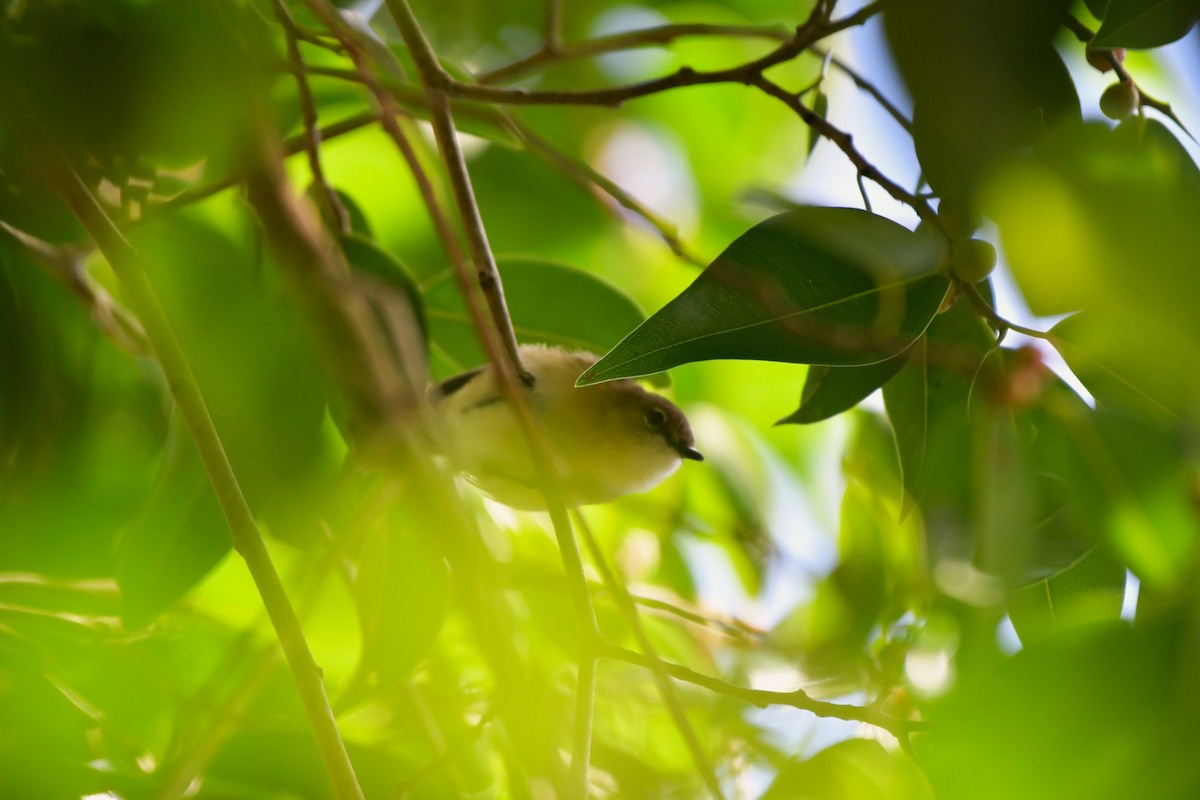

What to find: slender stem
left=813, top=47, right=913, bottom=133
left=9, top=114, right=364, bottom=800
left=270, top=0, right=350, bottom=233
left=0, top=221, right=148, bottom=354
left=545, top=0, right=564, bottom=50
left=598, top=641, right=920, bottom=739
left=962, top=281, right=1056, bottom=342
left=569, top=650, right=597, bottom=795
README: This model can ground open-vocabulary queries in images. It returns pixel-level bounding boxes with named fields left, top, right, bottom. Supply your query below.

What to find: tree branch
left=598, top=641, right=921, bottom=740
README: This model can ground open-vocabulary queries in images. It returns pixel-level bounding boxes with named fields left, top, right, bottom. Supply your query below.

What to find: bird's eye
left=644, top=408, right=667, bottom=430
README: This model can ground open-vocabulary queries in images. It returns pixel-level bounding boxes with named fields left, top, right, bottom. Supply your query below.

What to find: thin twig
left=545, top=0, right=564, bottom=51
left=479, top=22, right=792, bottom=84
left=0, top=221, right=148, bottom=354
left=427, top=3, right=881, bottom=107
left=138, top=110, right=380, bottom=224
left=598, top=641, right=921, bottom=740
left=962, top=281, right=1056, bottom=342
left=6, top=109, right=365, bottom=800
left=271, top=0, right=350, bottom=233
left=812, top=47, right=913, bottom=133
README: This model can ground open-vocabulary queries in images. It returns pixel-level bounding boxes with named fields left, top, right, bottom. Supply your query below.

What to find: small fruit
left=1100, top=80, right=1140, bottom=120
left=1085, top=44, right=1126, bottom=73
left=950, top=238, right=996, bottom=283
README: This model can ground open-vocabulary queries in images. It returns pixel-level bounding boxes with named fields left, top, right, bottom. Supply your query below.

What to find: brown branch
left=748, top=74, right=938, bottom=226
left=598, top=641, right=922, bottom=740
left=812, top=47, right=913, bottom=133
left=270, top=0, right=350, bottom=233
left=479, top=22, right=792, bottom=84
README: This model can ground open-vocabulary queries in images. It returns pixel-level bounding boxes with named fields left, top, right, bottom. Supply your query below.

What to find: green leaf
left=578, top=208, right=949, bottom=385
left=778, top=358, right=904, bottom=425
left=423, top=257, right=659, bottom=382
left=1093, top=0, right=1200, bottom=46
left=987, top=121, right=1200, bottom=411
left=1007, top=546, right=1126, bottom=644
left=1086, top=0, right=1112, bottom=17
left=341, top=513, right=450, bottom=710
left=763, top=739, right=934, bottom=800
left=116, top=409, right=229, bottom=629
left=886, top=0, right=1080, bottom=208
left=882, top=296, right=995, bottom=516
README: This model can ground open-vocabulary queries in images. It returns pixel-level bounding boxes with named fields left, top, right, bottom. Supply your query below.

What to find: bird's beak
left=676, top=444, right=704, bottom=462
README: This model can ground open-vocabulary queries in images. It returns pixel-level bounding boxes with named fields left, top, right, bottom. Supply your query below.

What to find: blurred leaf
left=987, top=120, right=1200, bottom=410
left=778, top=358, right=904, bottom=425
left=342, top=518, right=450, bottom=709
left=310, top=187, right=373, bottom=238
left=1093, top=0, right=1200, bottom=46
left=885, top=0, right=1079, bottom=208
left=423, top=256, right=655, bottom=380
left=919, top=618, right=1200, bottom=800
left=116, top=409, right=229, bottom=628
left=1087, top=0, right=1113, bottom=17
left=763, top=739, right=934, bottom=800
left=579, top=208, right=949, bottom=385
left=1007, top=546, right=1126, bottom=644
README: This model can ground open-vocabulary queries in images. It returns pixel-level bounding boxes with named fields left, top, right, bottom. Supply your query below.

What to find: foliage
left=1, top=0, right=1199, bottom=798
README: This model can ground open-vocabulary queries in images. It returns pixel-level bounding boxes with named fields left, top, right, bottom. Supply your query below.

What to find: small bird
left=430, top=344, right=702, bottom=509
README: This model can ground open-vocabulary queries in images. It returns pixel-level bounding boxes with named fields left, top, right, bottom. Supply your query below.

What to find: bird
left=429, top=344, right=702, bottom=509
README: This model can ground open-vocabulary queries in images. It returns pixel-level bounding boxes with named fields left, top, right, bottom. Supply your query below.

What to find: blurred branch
left=6, top=111, right=365, bottom=800
left=575, top=512, right=724, bottom=800
left=138, top=110, right=380, bottom=223
left=270, top=0, right=350, bottom=233
left=544, top=0, right=564, bottom=51
left=598, top=641, right=921, bottom=740
left=0, top=221, right=148, bottom=354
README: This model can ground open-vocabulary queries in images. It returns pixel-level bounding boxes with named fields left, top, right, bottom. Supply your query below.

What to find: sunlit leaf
left=579, top=208, right=949, bottom=385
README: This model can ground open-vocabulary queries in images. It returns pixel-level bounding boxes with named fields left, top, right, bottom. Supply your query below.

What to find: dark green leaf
left=1086, top=0, right=1112, bottom=17
left=1007, top=546, right=1126, bottom=644
left=778, top=358, right=904, bottom=425
left=579, top=208, right=949, bottom=385
left=886, top=0, right=1079, bottom=207
left=1094, top=0, right=1200, bottom=47
left=423, top=257, right=658, bottom=382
